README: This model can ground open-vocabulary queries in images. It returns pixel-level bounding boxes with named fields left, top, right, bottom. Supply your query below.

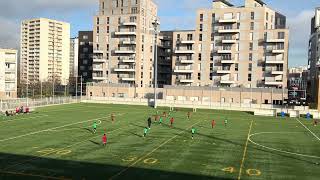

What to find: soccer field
left=0, top=103, right=319, bottom=180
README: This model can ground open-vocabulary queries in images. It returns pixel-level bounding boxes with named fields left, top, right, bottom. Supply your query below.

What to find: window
left=200, top=14, right=203, bottom=22
left=198, top=53, right=202, bottom=61
left=97, top=17, right=100, bottom=24
left=177, top=34, right=180, bottom=40
left=250, top=32, right=253, bottom=41
left=107, top=26, right=109, bottom=33
left=198, top=73, right=201, bottom=80
left=210, top=63, right=213, bottom=71
left=265, top=23, right=268, bottom=29
left=278, top=32, right=285, bottom=39
left=250, top=22, right=254, bottom=30
left=251, top=12, right=255, bottom=20
left=249, top=53, right=252, bottom=61
left=83, top=35, right=88, bottom=40
left=107, top=17, right=109, bottom=24
left=248, top=63, right=252, bottom=71
left=200, top=24, right=203, bottom=31
left=187, top=34, right=193, bottom=41
left=248, top=74, right=252, bottom=81
left=235, top=63, right=239, bottom=71
left=212, top=13, right=215, bottom=23
left=199, top=34, right=203, bottom=41
left=249, top=43, right=253, bottom=51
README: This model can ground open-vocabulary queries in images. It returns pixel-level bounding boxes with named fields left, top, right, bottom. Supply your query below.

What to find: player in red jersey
left=170, top=117, right=174, bottom=128
left=211, top=120, right=216, bottom=128
left=102, top=134, right=107, bottom=146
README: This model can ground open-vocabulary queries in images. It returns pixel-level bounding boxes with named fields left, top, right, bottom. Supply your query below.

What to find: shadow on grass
left=0, top=152, right=233, bottom=180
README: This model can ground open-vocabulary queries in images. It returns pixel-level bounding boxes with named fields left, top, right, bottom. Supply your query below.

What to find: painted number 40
left=222, top=167, right=261, bottom=176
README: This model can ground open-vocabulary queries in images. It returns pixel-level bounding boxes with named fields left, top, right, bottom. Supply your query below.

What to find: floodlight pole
left=152, top=19, right=160, bottom=108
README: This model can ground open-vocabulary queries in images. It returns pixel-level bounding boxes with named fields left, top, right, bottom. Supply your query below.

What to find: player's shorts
left=103, top=142, right=107, bottom=144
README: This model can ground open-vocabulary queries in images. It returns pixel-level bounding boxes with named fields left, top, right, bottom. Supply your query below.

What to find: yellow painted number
left=222, top=167, right=235, bottom=173
left=246, top=169, right=261, bottom=176
left=143, top=158, right=158, bottom=164
left=122, top=156, right=137, bottom=162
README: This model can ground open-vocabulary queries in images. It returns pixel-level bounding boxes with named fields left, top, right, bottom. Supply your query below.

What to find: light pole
left=152, top=18, right=160, bottom=108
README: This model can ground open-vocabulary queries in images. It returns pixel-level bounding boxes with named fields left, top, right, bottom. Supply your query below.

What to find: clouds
left=0, top=0, right=97, bottom=49
left=287, top=10, right=314, bottom=66
left=0, top=0, right=316, bottom=67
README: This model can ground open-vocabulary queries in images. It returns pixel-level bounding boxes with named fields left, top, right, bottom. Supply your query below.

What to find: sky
left=0, top=0, right=319, bottom=67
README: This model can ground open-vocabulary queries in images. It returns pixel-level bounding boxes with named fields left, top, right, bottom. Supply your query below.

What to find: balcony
left=93, top=56, right=106, bottom=63
left=179, top=78, right=194, bottom=83
left=221, top=59, right=236, bottom=64
left=115, top=31, right=136, bottom=36
left=92, top=76, right=105, bottom=81
left=5, top=77, right=16, bottom=82
left=5, top=68, right=16, bottom=73
left=218, top=28, right=240, bottom=34
left=265, top=59, right=285, bottom=64
left=216, top=68, right=231, bottom=74
left=266, top=38, right=285, bottom=43
left=219, top=18, right=238, bottom=23
left=174, top=67, right=193, bottom=73
left=269, top=49, right=285, bottom=54
left=271, top=70, right=284, bottom=75
left=93, top=66, right=103, bottom=71
left=265, top=78, right=283, bottom=86
left=217, top=49, right=232, bottom=54
left=220, top=79, right=235, bottom=84
left=121, top=77, right=135, bottom=81
left=120, top=40, right=136, bottom=45
left=114, top=49, right=136, bottom=54
left=221, top=38, right=237, bottom=44
left=179, top=58, right=194, bottom=64
left=114, top=67, right=135, bottom=72
left=120, top=57, right=135, bottom=63
left=177, top=39, right=195, bottom=44
left=93, top=50, right=103, bottom=54
left=175, top=49, right=195, bottom=54
left=121, top=22, right=137, bottom=26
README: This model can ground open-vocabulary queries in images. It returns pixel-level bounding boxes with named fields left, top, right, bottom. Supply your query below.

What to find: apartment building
left=78, top=31, right=93, bottom=82
left=308, top=7, right=320, bottom=102
left=93, top=0, right=158, bottom=87
left=170, top=0, right=289, bottom=88
left=157, top=31, right=173, bottom=87
left=70, top=37, right=79, bottom=78
left=20, top=18, right=70, bottom=85
left=0, top=49, right=18, bottom=99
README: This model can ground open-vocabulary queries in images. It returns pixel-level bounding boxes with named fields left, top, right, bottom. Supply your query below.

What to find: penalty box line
left=296, top=119, right=320, bottom=142
left=108, top=120, right=203, bottom=180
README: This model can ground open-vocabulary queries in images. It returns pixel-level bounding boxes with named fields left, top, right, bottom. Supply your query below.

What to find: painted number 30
left=122, top=156, right=158, bottom=165
left=222, top=167, right=261, bottom=176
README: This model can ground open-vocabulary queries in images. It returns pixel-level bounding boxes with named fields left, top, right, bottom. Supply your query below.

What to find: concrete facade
left=70, top=37, right=79, bottom=78
left=86, top=83, right=287, bottom=106
left=93, top=0, right=158, bottom=88
left=162, top=0, right=289, bottom=89
left=78, top=31, right=94, bottom=82
left=308, top=7, right=320, bottom=102
left=20, top=18, right=70, bottom=85
left=0, top=49, right=18, bottom=99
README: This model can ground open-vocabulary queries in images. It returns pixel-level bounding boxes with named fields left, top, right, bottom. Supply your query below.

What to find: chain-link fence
left=0, top=96, right=80, bottom=112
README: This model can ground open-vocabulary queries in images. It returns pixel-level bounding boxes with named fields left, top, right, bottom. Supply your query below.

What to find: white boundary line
left=48, top=120, right=102, bottom=132
left=0, top=117, right=106, bottom=142
left=0, top=114, right=49, bottom=123
left=296, top=119, right=320, bottom=141
left=249, top=132, right=320, bottom=159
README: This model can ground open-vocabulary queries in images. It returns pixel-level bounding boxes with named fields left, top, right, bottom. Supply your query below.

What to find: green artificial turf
left=0, top=103, right=319, bottom=180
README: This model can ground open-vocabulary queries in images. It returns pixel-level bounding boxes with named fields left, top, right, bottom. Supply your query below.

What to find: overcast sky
left=0, top=0, right=319, bottom=67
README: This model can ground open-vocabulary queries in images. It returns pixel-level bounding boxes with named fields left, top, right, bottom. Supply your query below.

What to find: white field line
left=0, top=117, right=106, bottom=143
left=296, top=119, right=320, bottom=141
left=4, top=126, right=125, bottom=171
left=48, top=120, right=102, bottom=132
left=0, top=114, right=49, bottom=123
left=248, top=132, right=320, bottom=159
left=108, top=121, right=202, bottom=180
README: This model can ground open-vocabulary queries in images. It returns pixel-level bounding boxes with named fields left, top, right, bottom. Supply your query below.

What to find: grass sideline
left=0, top=103, right=319, bottom=180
